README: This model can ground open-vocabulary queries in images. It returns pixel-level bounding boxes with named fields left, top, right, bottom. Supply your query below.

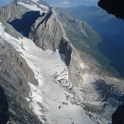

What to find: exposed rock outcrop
left=0, top=0, right=50, bottom=37
left=0, top=39, right=42, bottom=124
left=0, top=3, right=23, bottom=22
left=0, top=0, right=49, bottom=22
left=112, top=104, right=124, bottom=124
left=98, top=1, right=124, bottom=124
left=30, top=8, right=73, bottom=66
left=0, top=86, right=9, bottom=124
left=30, top=8, right=68, bottom=50
left=98, top=0, right=124, bottom=20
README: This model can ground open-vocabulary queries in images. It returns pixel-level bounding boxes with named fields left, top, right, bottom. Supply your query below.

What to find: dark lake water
left=97, top=34, right=124, bottom=78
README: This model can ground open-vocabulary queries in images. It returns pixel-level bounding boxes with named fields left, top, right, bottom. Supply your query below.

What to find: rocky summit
left=0, top=0, right=124, bottom=124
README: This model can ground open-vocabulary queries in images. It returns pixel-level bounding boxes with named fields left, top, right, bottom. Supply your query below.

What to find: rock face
left=0, top=17, right=41, bottom=124
left=0, top=3, right=22, bottom=22
left=0, top=40, right=42, bottom=124
left=0, top=86, right=9, bottom=124
left=30, top=8, right=72, bottom=66
left=98, top=0, right=124, bottom=20
left=30, top=8, right=68, bottom=50
left=0, top=0, right=49, bottom=37
left=98, top=1, right=124, bottom=124
left=0, top=0, right=49, bottom=22
left=112, top=104, right=124, bottom=124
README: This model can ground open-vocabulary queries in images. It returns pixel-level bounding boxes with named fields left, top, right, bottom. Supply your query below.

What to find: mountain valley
left=65, top=5, right=124, bottom=78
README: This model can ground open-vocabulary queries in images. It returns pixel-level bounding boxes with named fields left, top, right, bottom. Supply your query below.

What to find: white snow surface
left=0, top=22, right=97, bottom=124
left=33, top=0, right=39, bottom=2
left=80, top=63, right=87, bottom=69
left=18, top=1, right=49, bottom=14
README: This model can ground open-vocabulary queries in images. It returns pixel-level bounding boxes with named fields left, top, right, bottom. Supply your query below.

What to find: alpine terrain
left=65, top=5, right=124, bottom=78
left=0, top=0, right=124, bottom=124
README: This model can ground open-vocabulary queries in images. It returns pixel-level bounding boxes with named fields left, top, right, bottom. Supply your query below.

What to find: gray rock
left=0, top=3, right=23, bottom=22
left=0, top=15, right=23, bottom=39
left=0, top=38, right=42, bottom=124
left=0, top=15, right=42, bottom=123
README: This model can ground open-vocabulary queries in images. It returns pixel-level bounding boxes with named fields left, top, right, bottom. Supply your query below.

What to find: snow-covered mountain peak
left=13, top=0, right=50, bottom=14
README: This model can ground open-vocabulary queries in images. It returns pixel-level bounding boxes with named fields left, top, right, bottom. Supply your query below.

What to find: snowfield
left=0, top=17, right=123, bottom=123
left=0, top=22, right=97, bottom=124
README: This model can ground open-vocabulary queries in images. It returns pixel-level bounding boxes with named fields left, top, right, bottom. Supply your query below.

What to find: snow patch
left=32, top=0, right=39, bottom=2
left=80, top=63, right=87, bottom=69
left=26, top=82, right=43, bottom=120
left=18, top=2, right=49, bottom=14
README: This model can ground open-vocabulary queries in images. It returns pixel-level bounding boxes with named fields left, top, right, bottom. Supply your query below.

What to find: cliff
left=98, top=0, right=124, bottom=20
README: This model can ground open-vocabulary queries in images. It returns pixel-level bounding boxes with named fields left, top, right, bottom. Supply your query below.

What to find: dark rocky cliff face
left=0, top=3, right=23, bottom=22
left=98, top=1, right=124, bottom=124
left=112, top=104, right=124, bottom=124
left=98, top=0, right=124, bottom=20
left=0, top=86, right=9, bottom=124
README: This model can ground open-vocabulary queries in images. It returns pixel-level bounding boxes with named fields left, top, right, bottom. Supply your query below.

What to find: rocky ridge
left=98, top=0, right=124, bottom=124
left=30, top=7, right=72, bottom=66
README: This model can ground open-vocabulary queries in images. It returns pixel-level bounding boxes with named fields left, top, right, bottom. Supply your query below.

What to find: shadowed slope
left=0, top=86, right=9, bottom=124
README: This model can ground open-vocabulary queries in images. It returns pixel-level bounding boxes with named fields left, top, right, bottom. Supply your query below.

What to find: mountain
left=56, top=7, right=120, bottom=77
left=98, top=0, right=124, bottom=20
left=65, top=5, right=124, bottom=78
left=0, top=0, right=50, bottom=37
left=98, top=1, right=124, bottom=124
left=0, top=0, right=124, bottom=124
